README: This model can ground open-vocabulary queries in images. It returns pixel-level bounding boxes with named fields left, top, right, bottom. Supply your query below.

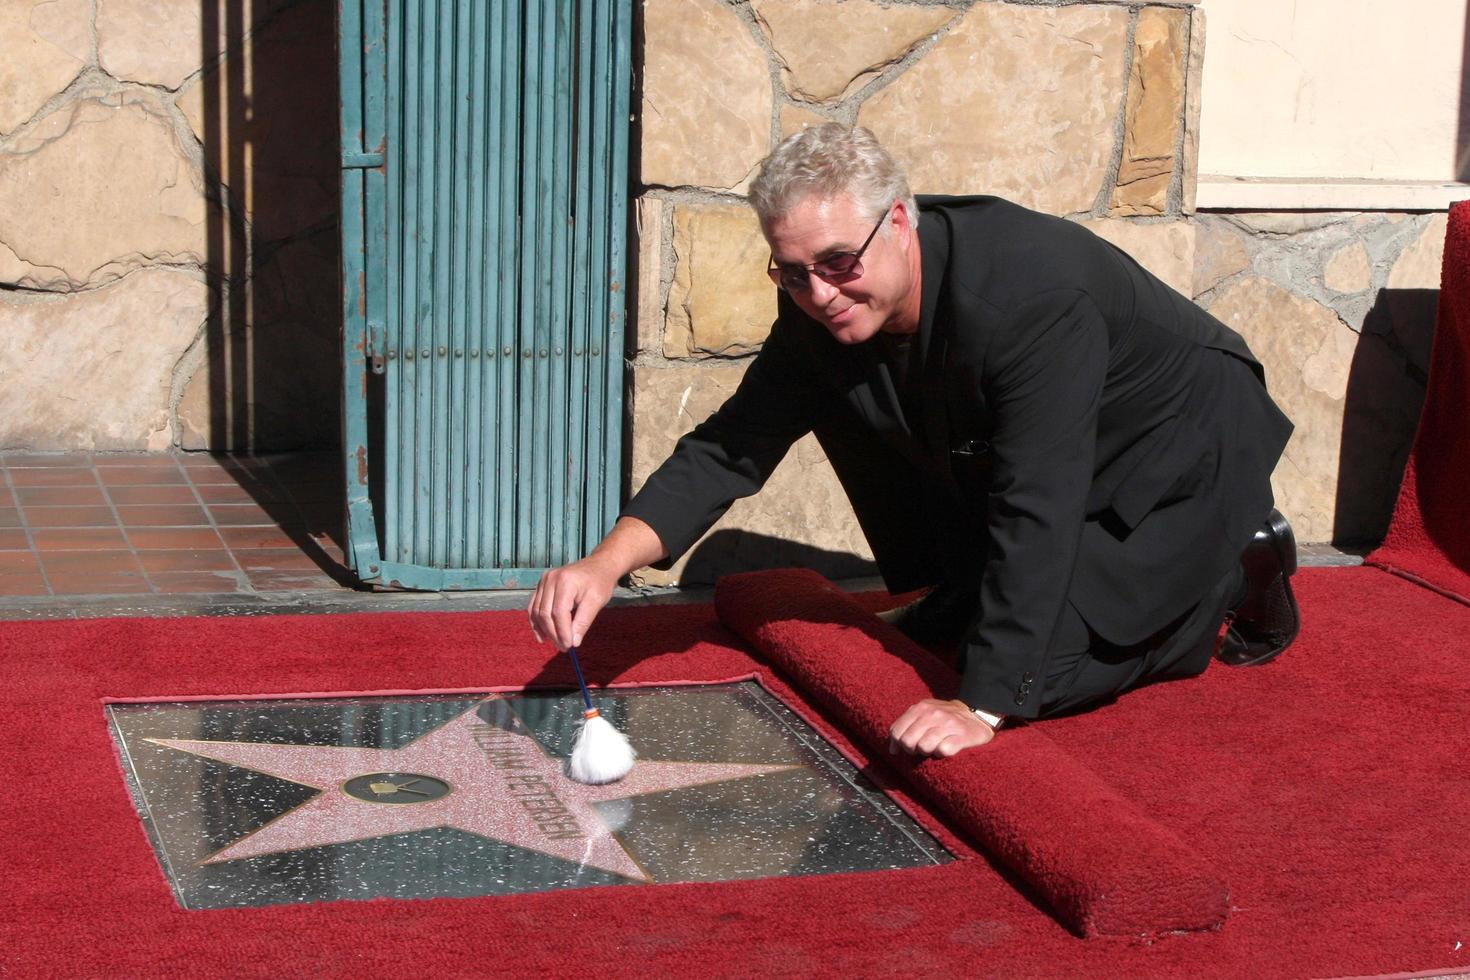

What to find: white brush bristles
left=568, top=711, right=636, bottom=785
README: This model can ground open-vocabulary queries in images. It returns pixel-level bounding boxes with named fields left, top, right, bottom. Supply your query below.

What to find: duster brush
left=565, top=645, right=636, bottom=784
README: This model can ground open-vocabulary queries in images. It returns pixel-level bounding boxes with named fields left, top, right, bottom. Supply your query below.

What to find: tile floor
left=0, top=449, right=1363, bottom=619
left=0, top=451, right=348, bottom=599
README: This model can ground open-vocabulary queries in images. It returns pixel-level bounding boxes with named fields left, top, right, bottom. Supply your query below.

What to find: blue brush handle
left=567, top=646, right=595, bottom=712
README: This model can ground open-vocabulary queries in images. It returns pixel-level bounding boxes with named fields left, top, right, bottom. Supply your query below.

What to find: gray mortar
left=819, top=8, right=967, bottom=114
left=1091, top=5, right=1140, bottom=217
left=1166, top=7, right=1196, bottom=215
left=1200, top=212, right=1439, bottom=335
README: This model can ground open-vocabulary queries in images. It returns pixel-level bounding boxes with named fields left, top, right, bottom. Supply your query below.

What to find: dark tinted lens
left=777, top=265, right=811, bottom=291
left=813, top=252, right=861, bottom=277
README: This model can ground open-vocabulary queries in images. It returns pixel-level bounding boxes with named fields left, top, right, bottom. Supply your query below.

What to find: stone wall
left=0, top=0, right=340, bottom=452
left=0, top=0, right=1447, bottom=576
left=634, top=0, right=1199, bottom=586
left=630, top=0, right=1448, bottom=585
left=1195, top=212, right=1444, bottom=546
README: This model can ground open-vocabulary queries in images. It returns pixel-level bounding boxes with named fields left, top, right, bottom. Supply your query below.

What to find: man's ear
left=890, top=200, right=916, bottom=246
left=887, top=198, right=911, bottom=238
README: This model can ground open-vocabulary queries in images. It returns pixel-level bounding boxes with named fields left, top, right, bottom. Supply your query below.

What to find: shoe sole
left=1265, top=508, right=1298, bottom=578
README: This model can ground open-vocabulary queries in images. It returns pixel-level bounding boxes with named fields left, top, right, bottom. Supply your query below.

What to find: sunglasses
left=766, top=207, right=890, bottom=293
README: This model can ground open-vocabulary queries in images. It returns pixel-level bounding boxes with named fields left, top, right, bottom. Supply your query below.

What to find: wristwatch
left=972, top=707, right=1006, bottom=731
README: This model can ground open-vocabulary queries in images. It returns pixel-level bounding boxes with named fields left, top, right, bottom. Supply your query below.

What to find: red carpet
left=4, top=567, right=1470, bottom=978
left=1368, top=200, right=1470, bottom=604
left=715, top=568, right=1227, bottom=938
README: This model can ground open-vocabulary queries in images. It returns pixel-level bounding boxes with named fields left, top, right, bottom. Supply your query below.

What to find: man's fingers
left=550, top=580, right=581, bottom=651
left=915, top=726, right=953, bottom=756
left=888, top=707, right=923, bottom=754
left=530, top=573, right=572, bottom=649
left=527, top=582, right=550, bottom=644
left=570, top=602, right=600, bottom=649
left=889, top=698, right=997, bottom=758
left=525, top=560, right=618, bottom=651
left=891, top=702, right=948, bottom=755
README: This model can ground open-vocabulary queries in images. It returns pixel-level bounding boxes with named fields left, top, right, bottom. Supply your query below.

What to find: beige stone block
left=641, top=0, right=773, bottom=191
left=1078, top=219, right=1194, bottom=296
left=97, top=0, right=294, bottom=90
left=98, top=0, right=202, bottom=89
left=860, top=3, right=1129, bottom=215
left=1323, top=241, right=1371, bottom=294
left=0, top=268, right=211, bottom=450
left=1387, top=213, right=1449, bottom=290
left=627, top=361, right=871, bottom=586
left=174, top=353, right=212, bottom=451
left=0, top=0, right=90, bottom=136
left=1112, top=8, right=1187, bottom=216
left=1181, top=8, right=1205, bottom=214
left=1208, top=278, right=1356, bottom=542
left=1192, top=221, right=1250, bottom=297
left=633, top=197, right=667, bottom=356
left=664, top=203, right=777, bottom=358
left=1111, top=174, right=1171, bottom=217
left=753, top=0, right=952, bottom=104
left=176, top=0, right=337, bottom=242
left=0, top=239, right=65, bottom=289
left=778, top=102, right=830, bottom=140
left=0, top=99, right=212, bottom=289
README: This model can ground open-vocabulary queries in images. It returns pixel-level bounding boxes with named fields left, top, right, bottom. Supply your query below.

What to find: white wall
left=1197, top=0, right=1470, bottom=207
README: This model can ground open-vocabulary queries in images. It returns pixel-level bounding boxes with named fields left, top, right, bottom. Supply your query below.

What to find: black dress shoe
left=877, top=580, right=980, bottom=649
left=1217, top=508, right=1301, bottom=667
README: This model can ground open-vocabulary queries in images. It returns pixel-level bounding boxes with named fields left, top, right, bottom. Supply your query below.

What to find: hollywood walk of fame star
left=146, top=696, right=799, bottom=882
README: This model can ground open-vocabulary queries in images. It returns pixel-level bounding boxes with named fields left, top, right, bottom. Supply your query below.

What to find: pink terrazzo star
left=147, top=696, right=798, bottom=881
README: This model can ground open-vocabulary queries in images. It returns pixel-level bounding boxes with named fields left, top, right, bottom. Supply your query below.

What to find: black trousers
left=1030, top=562, right=1239, bottom=717
left=814, top=419, right=1240, bottom=719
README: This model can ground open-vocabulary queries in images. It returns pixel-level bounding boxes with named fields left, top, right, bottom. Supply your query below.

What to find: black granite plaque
left=108, top=683, right=951, bottom=909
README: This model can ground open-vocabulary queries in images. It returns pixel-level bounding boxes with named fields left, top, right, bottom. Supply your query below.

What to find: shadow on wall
left=191, top=0, right=349, bottom=568
left=1334, top=287, right=1438, bottom=548
left=198, top=0, right=342, bottom=454
left=679, top=530, right=878, bottom=589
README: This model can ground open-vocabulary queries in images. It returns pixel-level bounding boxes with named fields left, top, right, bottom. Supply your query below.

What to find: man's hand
left=526, top=517, right=666, bottom=651
left=528, top=557, right=619, bottom=651
left=889, top=698, right=997, bottom=758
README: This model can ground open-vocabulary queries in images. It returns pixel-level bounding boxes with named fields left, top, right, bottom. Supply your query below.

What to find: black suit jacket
left=624, top=195, right=1293, bottom=717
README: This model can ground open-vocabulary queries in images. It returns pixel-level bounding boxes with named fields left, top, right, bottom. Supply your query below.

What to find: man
left=529, top=124, right=1298, bottom=759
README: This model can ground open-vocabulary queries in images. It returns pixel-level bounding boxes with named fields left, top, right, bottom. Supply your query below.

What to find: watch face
left=108, top=683, right=953, bottom=910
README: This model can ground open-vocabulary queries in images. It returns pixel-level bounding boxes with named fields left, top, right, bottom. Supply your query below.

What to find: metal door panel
left=340, top=0, right=631, bottom=589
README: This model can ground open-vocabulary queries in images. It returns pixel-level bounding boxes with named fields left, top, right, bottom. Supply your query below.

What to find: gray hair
left=748, top=123, right=918, bottom=232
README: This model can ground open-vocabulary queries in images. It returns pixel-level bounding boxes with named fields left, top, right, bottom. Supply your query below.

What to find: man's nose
left=806, top=274, right=840, bottom=306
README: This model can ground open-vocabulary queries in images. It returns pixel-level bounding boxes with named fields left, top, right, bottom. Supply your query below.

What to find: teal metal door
left=339, top=0, right=632, bottom=590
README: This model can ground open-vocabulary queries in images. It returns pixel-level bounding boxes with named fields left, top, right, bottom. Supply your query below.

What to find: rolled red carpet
left=714, top=568, right=1229, bottom=938
left=1368, top=200, right=1470, bottom=604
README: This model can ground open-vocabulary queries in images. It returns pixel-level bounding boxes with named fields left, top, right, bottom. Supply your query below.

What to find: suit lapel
left=869, top=349, right=913, bottom=439
left=914, top=209, right=953, bottom=459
